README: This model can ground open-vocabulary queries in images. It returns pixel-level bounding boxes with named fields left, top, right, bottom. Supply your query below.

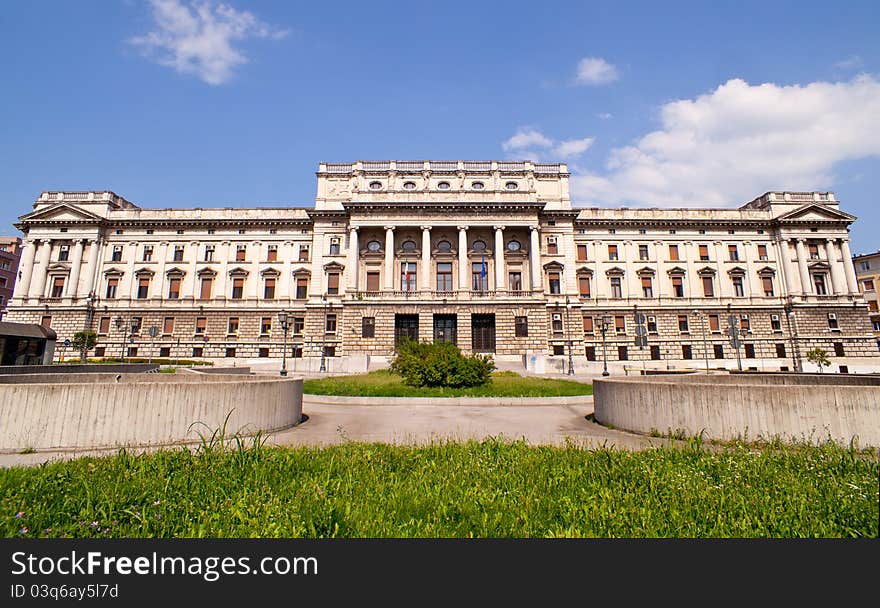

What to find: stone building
left=0, top=237, right=22, bottom=319
left=6, top=160, right=879, bottom=374
left=853, top=250, right=880, bottom=345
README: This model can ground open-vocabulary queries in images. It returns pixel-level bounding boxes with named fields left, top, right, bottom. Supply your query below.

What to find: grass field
left=302, top=370, right=593, bottom=397
left=2, top=439, right=876, bottom=538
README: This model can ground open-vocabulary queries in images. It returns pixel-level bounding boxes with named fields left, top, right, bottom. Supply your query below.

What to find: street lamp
left=278, top=310, right=289, bottom=377
left=114, top=316, right=127, bottom=364
left=784, top=302, right=801, bottom=372
left=319, top=295, right=329, bottom=373
left=565, top=295, right=574, bottom=375
left=694, top=309, right=709, bottom=374
left=599, top=315, right=610, bottom=376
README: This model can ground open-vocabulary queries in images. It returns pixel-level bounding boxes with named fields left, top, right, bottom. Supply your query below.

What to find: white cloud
left=502, top=128, right=553, bottom=151
left=130, top=0, right=288, bottom=85
left=575, top=57, right=619, bottom=85
left=554, top=137, right=595, bottom=159
left=834, top=55, right=863, bottom=70
left=571, top=76, right=880, bottom=207
left=596, top=112, right=613, bottom=120
left=501, top=129, right=595, bottom=161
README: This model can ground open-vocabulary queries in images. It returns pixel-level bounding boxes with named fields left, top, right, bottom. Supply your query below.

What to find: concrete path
left=0, top=395, right=662, bottom=468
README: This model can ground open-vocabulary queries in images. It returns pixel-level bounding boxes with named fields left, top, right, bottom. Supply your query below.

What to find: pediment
left=227, top=266, right=250, bottom=277
left=165, top=266, right=187, bottom=276
left=20, top=203, right=104, bottom=224
left=543, top=260, right=564, bottom=271
left=776, top=204, right=855, bottom=223
left=757, top=266, right=776, bottom=276
left=103, top=267, right=124, bottom=276
left=197, top=267, right=218, bottom=277
left=726, top=266, right=747, bottom=276
left=604, top=266, right=625, bottom=276
left=260, top=267, right=281, bottom=277
left=323, top=261, right=345, bottom=271
left=291, top=266, right=312, bottom=276
left=46, top=262, right=70, bottom=272
left=808, top=261, right=830, bottom=271
left=697, top=266, right=716, bottom=276
left=666, top=266, right=687, bottom=276
left=635, top=266, right=655, bottom=276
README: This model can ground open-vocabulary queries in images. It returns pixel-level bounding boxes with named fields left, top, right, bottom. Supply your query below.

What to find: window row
left=574, top=274, right=775, bottom=298
left=96, top=314, right=338, bottom=337
left=575, top=243, right=771, bottom=262
left=108, top=244, right=310, bottom=263
left=103, top=275, right=310, bottom=300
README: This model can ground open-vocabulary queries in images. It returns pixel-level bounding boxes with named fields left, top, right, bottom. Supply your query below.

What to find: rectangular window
left=618, top=346, right=628, bottom=361
left=775, top=343, right=787, bottom=358
left=608, top=244, right=618, bottom=261
left=362, top=317, right=375, bottom=338
left=641, top=276, right=653, bottom=298
left=296, top=277, right=308, bottom=299
left=553, top=344, right=565, bottom=356
left=744, top=343, right=756, bottom=358
left=200, top=277, right=213, bottom=299
left=298, top=245, right=309, bottom=261
left=160, top=347, right=171, bottom=358
left=509, top=271, right=523, bottom=292
left=192, top=347, right=204, bottom=358
left=259, top=348, right=269, bottom=358
left=267, top=245, right=278, bottom=262
left=292, top=345, right=303, bottom=359
left=204, top=246, right=214, bottom=262
left=833, top=342, right=845, bottom=357
left=668, top=244, right=680, bottom=261
left=137, top=278, right=149, bottom=299
left=472, top=262, right=488, bottom=292
left=231, top=278, right=244, bottom=299
left=236, top=245, right=246, bottom=262
left=143, top=246, right=153, bottom=262
left=264, top=278, right=276, bottom=299
left=323, top=346, right=336, bottom=358
left=576, top=244, right=588, bottom=261
left=827, top=313, right=839, bottom=330
left=40, top=315, right=52, bottom=328
left=367, top=271, right=381, bottom=292
left=714, top=344, right=724, bottom=359
left=548, top=272, right=561, bottom=294
left=585, top=346, right=596, bottom=361
left=163, top=317, right=174, bottom=335
left=293, top=317, right=304, bottom=335
left=515, top=316, right=528, bottom=337
left=111, top=246, right=123, bottom=262
left=128, top=347, right=138, bottom=358
left=732, top=276, right=744, bottom=297
left=678, top=314, right=689, bottom=333
left=709, top=314, right=720, bottom=332
left=168, top=277, right=181, bottom=299
left=261, top=317, right=272, bottom=335
left=547, top=238, right=558, bottom=255
left=173, top=246, right=184, bottom=262
left=400, top=263, right=417, bottom=292
left=227, top=317, right=239, bottom=334
left=650, top=345, right=661, bottom=361
left=741, top=316, right=751, bottom=332
left=762, top=276, right=774, bottom=297
left=615, top=315, right=625, bottom=335
left=58, top=245, right=69, bottom=262
left=702, top=276, right=714, bottom=297
left=552, top=313, right=563, bottom=333
left=51, top=277, right=65, bottom=298
left=672, top=276, right=684, bottom=298
left=808, top=244, right=819, bottom=260
left=225, top=348, right=236, bottom=358
left=583, top=316, right=594, bottom=334
left=699, top=244, right=709, bottom=261
left=195, top=317, right=206, bottom=334
left=647, top=316, right=657, bottom=334
left=639, top=244, right=649, bottom=260
left=105, top=278, right=118, bottom=299
left=682, top=344, right=693, bottom=360
left=757, top=244, right=768, bottom=260
left=578, top=276, right=591, bottom=297
left=327, top=272, right=340, bottom=295
left=326, top=314, right=337, bottom=333
left=813, top=274, right=827, bottom=295
left=99, top=316, right=110, bottom=334
left=728, top=245, right=739, bottom=261
left=130, top=317, right=142, bottom=334
left=869, top=301, right=879, bottom=312
left=771, top=314, right=782, bottom=332
left=437, top=263, right=453, bottom=291
left=610, top=277, right=622, bottom=298
left=329, top=239, right=340, bottom=256
left=864, top=279, right=875, bottom=291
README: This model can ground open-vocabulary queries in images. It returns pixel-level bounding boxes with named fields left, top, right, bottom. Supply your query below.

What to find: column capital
left=384, top=225, right=396, bottom=232
left=529, top=225, right=540, bottom=232
left=420, top=225, right=432, bottom=232
left=493, top=225, right=506, bottom=232
left=349, top=226, right=359, bottom=233
left=39, top=238, right=53, bottom=245
left=457, top=225, right=468, bottom=232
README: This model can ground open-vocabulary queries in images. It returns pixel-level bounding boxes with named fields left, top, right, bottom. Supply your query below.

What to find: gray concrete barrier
left=0, top=363, right=159, bottom=375
left=0, top=373, right=302, bottom=452
left=303, top=394, right=592, bottom=407
left=593, top=374, right=880, bottom=446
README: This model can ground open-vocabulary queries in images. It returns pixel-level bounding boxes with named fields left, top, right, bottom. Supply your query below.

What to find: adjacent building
left=5, top=160, right=879, bottom=373
left=0, top=237, right=23, bottom=319
left=853, top=250, right=880, bottom=345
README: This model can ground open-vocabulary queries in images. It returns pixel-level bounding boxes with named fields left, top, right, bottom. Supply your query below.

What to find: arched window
left=472, top=240, right=486, bottom=252
left=437, top=240, right=452, bottom=252
left=401, top=240, right=417, bottom=252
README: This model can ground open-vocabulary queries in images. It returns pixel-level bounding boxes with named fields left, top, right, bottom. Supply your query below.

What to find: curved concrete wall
left=594, top=374, right=880, bottom=446
left=0, top=373, right=302, bottom=452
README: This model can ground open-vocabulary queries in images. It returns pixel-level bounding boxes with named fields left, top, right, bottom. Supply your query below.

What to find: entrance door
left=433, top=314, right=457, bottom=344
left=471, top=314, right=496, bottom=353
left=394, top=314, right=419, bottom=345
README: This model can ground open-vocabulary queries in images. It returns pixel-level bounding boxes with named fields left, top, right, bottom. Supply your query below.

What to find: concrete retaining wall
left=594, top=374, right=880, bottom=446
left=0, top=363, right=159, bottom=375
left=303, top=394, right=592, bottom=407
left=0, top=373, right=302, bottom=452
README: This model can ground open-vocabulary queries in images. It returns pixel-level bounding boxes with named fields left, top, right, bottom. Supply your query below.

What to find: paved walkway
left=0, top=396, right=662, bottom=468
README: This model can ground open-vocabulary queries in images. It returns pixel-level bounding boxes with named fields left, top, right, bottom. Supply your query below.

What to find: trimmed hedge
left=389, top=339, right=495, bottom=388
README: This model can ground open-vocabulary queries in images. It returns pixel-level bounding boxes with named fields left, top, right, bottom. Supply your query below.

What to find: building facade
left=6, top=160, right=879, bottom=373
left=853, top=251, right=880, bottom=345
left=0, top=237, right=23, bottom=319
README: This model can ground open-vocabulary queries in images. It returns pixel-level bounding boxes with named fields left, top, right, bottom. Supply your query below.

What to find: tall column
left=778, top=239, right=797, bottom=297
left=13, top=239, right=36, bottom=300
left=82, top=239, right=101, bottom=298
left=839, top=238, right=858, bottom=294
left=824, top=239, right=843, bottom=295
left=384, top=226, right=395, bottom=290
left=189, top=242, right=200, bottom=298
left=529, top=226, right=541, bottom=291
left=29, top=239, right=52, bottom=298
left=155, top=242, right=168, bottom=299
left=458, top=226, right=469, bottom=291
left=494, top=226, right=505, bottom=292
left=795, top=239, right=811, bottom=295
left=347, top=227, right=359, bottom=291
left=65, top=239, right=85, bottom=297
left=215, top=242, right=229, bottom=299
left=421, top=226, right=431, bottom=292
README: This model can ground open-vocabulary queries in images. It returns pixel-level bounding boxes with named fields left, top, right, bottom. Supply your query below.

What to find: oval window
left=367, top=240, right=381, bottom=252
left=403, top=181, right=416, bottom=190
left=507, top=240, right=521, bottom=252
left=505, top=181, right=518, bottom=190
left=437, top=181, right=451, bottom=190
left=437, top=240, right=452, bottom=252
left=402, top=240, right=417, bottom=252
left=472, top=240, right=486, bottom=252
left=472, top=181, right=485, bottom=190
left=369, top=181, right=383, bottom=190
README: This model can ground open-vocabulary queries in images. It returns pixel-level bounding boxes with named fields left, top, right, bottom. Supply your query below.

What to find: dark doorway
left=471, top=314, right=496, bottom=353
left=433, top=314, right=457, bottom=344
left=394, top=314, right=419, bottom=345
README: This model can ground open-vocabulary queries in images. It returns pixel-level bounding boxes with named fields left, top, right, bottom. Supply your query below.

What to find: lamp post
left=278, top=310, right=289, bottom=377
left=565, top=295, right=574, bottom=375
left=114, top=316, right=127, bottom=364
left=784, top=301, right=801, bottom=372
left=319, top=295, right=329, bottom=373
left=599, top=315, right=610, bottom=376
left=695, top=309, right=709, bottom=374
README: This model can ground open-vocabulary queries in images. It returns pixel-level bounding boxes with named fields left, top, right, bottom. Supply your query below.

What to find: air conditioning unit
left=771, top=314, right=780, bottom=321
left=647, top=316, right=656, bottom=323
left=552, top=313, right=562, bottom=321
left=547, top=236, right=557, bottom=244
left=828, top=313, right=837, bottom=320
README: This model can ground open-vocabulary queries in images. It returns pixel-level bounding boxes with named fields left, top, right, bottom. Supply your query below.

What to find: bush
left=389, top=339, right=495, bottom=388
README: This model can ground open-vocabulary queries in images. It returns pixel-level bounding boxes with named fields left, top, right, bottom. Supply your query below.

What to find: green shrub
left=389, top=339, right=495, bottom=388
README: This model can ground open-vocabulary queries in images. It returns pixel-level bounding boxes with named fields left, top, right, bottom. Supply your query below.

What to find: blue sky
left=1, top=0, right=878, bottom=253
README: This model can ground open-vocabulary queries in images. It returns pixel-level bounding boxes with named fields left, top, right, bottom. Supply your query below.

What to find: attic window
left=437, top=181, right=451, bottom=190
left=403, top=181, right=416, bottom=190
left=116, top=230, right=123, bottom=235
left=369, top=181, right=383, bottom=190
left=146, top=229, right=153, bottom=235
left=177, top=230, right=184, bottom=235
left=59, top=228, right=68, bottom=233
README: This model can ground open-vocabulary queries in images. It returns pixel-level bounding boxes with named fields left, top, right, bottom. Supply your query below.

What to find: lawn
left=302, top=370, right=593, bottom=397
left=2, top=439, right=876, bottom=537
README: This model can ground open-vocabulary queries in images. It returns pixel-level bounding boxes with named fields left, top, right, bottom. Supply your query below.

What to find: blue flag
left=480, top=254, right=487, bottom=290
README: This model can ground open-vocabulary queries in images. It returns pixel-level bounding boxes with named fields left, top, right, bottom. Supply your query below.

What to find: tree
left=806, top=347, right=831, bottom=373
left=72, top=330, right=97, bottom=363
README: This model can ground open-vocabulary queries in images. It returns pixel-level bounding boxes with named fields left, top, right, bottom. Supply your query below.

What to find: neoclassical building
left=6, top=160, right=879, bottom=373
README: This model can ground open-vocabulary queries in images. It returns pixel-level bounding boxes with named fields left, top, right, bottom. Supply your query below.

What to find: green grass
left=2, top=439, right=876, bottom=538
left=302, top=370, right=593, bottom=397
